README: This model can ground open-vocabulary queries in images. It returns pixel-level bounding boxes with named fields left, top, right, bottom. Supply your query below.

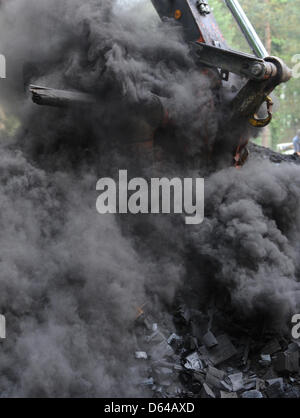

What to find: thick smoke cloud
left=0, top=149, right=184, bottom=397
left=0, top=0, right=189, bottom=397
left=190, top=161, right=300, bottom=329
left=0, top=0, right=298, bottom=398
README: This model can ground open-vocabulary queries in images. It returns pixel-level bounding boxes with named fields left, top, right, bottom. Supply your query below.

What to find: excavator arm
left=29, top=0, right=292, bottom=165
left=151, top=0, right=291, bottom=123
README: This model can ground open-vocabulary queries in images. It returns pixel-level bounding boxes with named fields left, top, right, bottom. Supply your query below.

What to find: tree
left=210, top=0, right=300, bottom=150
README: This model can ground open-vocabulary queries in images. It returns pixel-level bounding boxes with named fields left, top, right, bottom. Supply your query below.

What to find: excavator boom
left=29, top=0, right=292, bottom=165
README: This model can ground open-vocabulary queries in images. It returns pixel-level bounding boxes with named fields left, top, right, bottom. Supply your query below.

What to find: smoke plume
left=0, top=0, right=298, bottom=397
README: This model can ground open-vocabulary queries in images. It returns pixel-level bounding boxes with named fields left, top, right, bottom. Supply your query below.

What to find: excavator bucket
left=30, top=85, right=95, bottom=108
left=28, top=0, right=292, bottom=165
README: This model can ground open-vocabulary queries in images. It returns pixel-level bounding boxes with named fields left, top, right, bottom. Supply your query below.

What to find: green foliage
left=0, top=110, right=20, bottom=140
left=210, top=0, right=300, bottom=149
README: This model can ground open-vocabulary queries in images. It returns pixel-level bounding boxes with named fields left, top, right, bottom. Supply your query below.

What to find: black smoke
left=0, top=0, right=298, bottom=398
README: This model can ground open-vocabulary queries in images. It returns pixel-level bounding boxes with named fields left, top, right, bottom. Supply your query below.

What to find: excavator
left=29, top=0, right=292, bottom=167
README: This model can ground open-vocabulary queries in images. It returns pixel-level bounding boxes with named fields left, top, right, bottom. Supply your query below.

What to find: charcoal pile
left=134, top=303, right=300, bottom=398
left=249, top=143, right=300, bottom=165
